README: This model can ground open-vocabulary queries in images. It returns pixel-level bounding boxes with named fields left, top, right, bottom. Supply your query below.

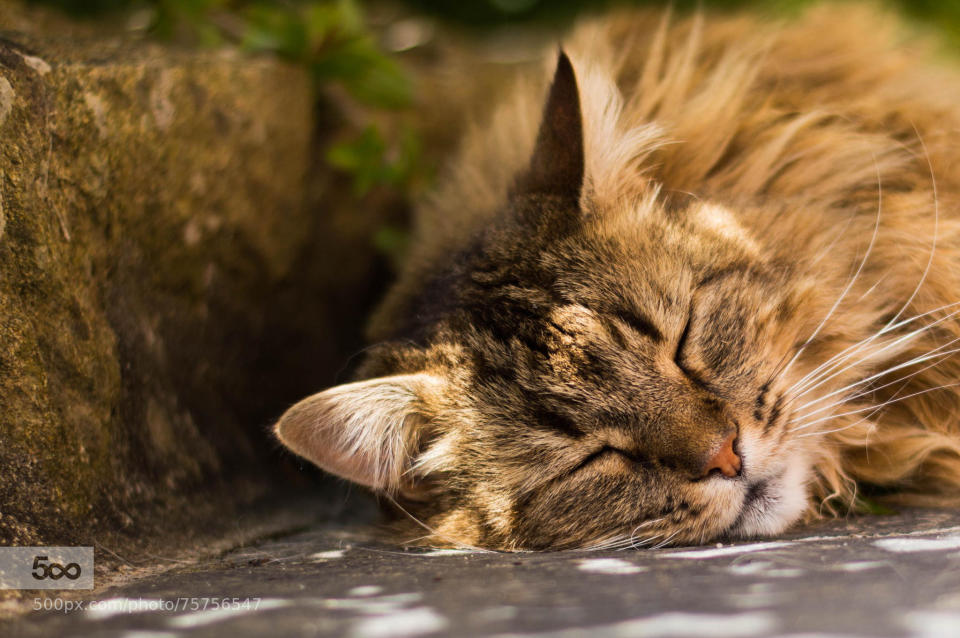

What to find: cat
left=274, top=4, right=960, bottom=550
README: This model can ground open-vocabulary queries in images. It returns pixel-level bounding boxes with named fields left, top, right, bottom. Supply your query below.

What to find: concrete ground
left=5, top=506, right=960, bottom=637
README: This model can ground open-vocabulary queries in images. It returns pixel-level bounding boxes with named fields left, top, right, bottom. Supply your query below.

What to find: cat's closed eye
left=617, top=312, right=664, bottom=343
left=673, top=311, right=693, bottom=369
left=576, top=446, right=640, bottom=473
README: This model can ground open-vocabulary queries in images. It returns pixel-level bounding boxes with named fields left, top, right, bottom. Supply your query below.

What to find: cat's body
left=276, top=4, right=960, bottom=550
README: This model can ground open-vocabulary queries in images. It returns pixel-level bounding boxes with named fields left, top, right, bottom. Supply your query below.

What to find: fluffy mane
left=382, top=2, right=960, bottom=520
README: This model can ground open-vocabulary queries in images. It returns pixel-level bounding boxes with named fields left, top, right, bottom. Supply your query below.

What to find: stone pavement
left=6, top=508, right=960, bottom=637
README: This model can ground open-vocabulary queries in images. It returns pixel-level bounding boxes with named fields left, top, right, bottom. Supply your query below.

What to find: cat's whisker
left=609, top=537, right=643, bottom=551
left=628, top=533, right=664, bottom=550
left=785, top=307, right=960, bottom=404
left=807, top=205, right=859, bottom=269
left=783, top=300, right=960, bottom=400
left=798, top=393, right=892, bottom=443
left=578, top=516, right=669, bottom=551
left=798, top=125, right=945, bottom=442
left=615, top=536, right=649, bottom=551
left=629, top=520, right=668, bottom=545
left=630, top=518, right=664, bottom=542
left=650, top=529, right=683, bottom=549
left=790, top=302, right=960, bottom=398
left=787, top=347, right=960, bottom=435
left=882, top=123, right=940, bottom=329
left=785, top=149, right=942, bottom=401
left=385, top=496, right=498, bottom=554
left=791, top=381, right=960, bottom=436
left=403, top=533, right=442, bottom=545
left=634, top=517, right=665, bottom=529
left=793, top=344, right=960, bottom=423
left=801, top=414, right=879, bottom=441
left=579, top=536, right=623, bottom=551
left=766, top=317, right=821, bottom=395
left=592, top=531, right=645, bottom=551
left=789, top=342, right=960, bottom=431
left=799, top=336, right=960, bottom=409
left=798, top=394, right=898, bottom=441
left=587, top=535, right=628, bottom=552
left=618, top=524, right=668, bottom=551
left=789, top=328, right=960, bottom=418
left=794, top=323, right=954, bottom=444
left=597, top=537, right=629, bottom=551
left=778, top=154, right=884, bottom=381
left=856, top=273, right=890, bottom=303
left=789, top=337, right=960, bottom=422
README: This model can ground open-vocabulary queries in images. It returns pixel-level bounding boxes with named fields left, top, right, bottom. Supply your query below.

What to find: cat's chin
left=726, top=454, right=811, bottom=538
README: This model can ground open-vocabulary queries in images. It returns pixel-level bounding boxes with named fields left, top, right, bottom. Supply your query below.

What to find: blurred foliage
left=326, top=123, right=421, bottom=195
left=154, top=0, right=414, bottom=109
left=897, top=0, right=960, bottom=52
left=33, top=0, right=409, bottom=111
left=28, top=0, right=422, bottom=200
left=853, top=495, right=897, bottom=516
left=38, top=0, right=960, bottom=30
left=399, top=0, right=960, bottom=40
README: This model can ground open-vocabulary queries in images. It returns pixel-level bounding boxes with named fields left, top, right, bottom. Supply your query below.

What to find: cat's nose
left=701, top=432, right=741, bottom=478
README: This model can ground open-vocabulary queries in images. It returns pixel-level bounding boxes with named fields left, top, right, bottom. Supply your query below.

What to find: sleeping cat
left=275, top=4, right=960, bottom=550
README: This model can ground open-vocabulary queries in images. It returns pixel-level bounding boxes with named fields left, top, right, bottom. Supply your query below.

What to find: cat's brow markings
left=753, top=380, right=771, bottom=421
left=764, top=395, right=785, bottom=434
left=614, top=311, right=665, bottom=342
left=530, top=404, right=586, bottom=439
left=694, top=263, right=755, bottom=289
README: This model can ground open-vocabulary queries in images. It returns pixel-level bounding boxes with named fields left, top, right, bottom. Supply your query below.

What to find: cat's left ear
left=273, top=374, right=442, bottom=493
left=512, top=50, right=585, bottom=202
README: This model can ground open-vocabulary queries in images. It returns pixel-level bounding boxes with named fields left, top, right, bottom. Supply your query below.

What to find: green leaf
left=854, top=496, right=897, bottom=516
left=373, top=226, right=411, bottom=268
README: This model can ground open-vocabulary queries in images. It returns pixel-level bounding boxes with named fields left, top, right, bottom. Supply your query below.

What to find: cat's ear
left=273, top=374, right=441, bottom=493
left=512, top=50, right=585, bottom=202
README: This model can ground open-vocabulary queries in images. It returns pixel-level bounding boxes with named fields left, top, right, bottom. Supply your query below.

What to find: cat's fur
left=275, top=4, right=960, bottom=550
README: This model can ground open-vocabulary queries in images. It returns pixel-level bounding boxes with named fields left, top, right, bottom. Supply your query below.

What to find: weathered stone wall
left=0, top=0, right=547, bottom=550
left=0, top=18, right=396, bottom=546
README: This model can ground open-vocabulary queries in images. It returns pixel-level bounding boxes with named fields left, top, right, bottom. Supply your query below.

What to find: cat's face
left=275, top=53, right=822, bottom=550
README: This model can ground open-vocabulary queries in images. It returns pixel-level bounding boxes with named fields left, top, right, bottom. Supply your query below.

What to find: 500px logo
left=31, top=556, right=82, bottom=581
left=0, top=547, right=93, bottom=590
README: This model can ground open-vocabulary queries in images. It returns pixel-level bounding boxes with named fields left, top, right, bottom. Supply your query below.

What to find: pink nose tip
left=704, top=432, right=741, bottom=478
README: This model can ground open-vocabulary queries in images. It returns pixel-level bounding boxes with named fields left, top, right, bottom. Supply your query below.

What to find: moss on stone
left=0, top=9, right=401, bottom=548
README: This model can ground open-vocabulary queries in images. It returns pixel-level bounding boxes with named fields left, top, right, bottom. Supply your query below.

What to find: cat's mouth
left=732, top=479, right=772, bottom=522
left=743, top=480, right=771, bottom=508
left=728, top=476, right=780, bottom=536
left=725, top=454, right=809, bottom=539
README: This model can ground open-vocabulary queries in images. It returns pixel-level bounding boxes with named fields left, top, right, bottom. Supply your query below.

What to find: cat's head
left=275, top=53, right=826, bottom=550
